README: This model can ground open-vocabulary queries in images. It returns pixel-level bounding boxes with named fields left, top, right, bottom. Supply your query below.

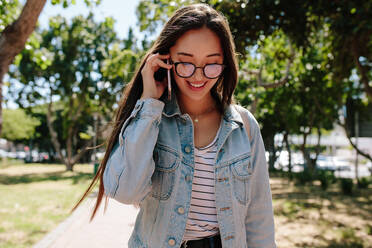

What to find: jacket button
left=168, top=238, right=176, bottom=246
left=177, top=207, right=185, bottom=214
left=180, top=117, right=187, bottom=124
left=184, top=145, right=191, bottom=154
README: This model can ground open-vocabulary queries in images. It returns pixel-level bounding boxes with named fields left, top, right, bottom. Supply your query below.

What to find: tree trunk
left=0, top=0, right=47, bottom=136
left=46, top=101, right=65, bottom=164
left=284, top=132, right=293, bottom=180
left=314, top=127, right=322, bottom=162
left=46, top=99, right=96, bottom=171
left=264, top=134, right=277, bottom=171
left=300, top=132, right=315, bottom=172
left=66, top=162, right=73, bottom=171
left=351, top=37, right=372, bottom=101
left=66, top=124, right=74, bottom=170
left=338, top=119, right=372, bottom=162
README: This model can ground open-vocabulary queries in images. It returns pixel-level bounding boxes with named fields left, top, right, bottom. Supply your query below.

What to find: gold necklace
left=188, top=105, right=216, bottom=123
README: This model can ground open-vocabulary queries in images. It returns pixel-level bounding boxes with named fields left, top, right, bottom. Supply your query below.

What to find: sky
left=39, top=0, right=141, bottom=39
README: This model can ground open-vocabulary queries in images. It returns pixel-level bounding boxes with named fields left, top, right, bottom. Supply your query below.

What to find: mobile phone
left=166, top=59, right=171, bottom=100
left=153, top=59, right=171, bottom=100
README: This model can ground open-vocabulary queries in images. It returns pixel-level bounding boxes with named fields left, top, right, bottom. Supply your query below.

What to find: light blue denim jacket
left=103, top=93, right=276, bottom=248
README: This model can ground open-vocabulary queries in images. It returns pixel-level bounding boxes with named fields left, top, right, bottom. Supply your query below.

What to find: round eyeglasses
left=172, top=62, right=225, bottom=79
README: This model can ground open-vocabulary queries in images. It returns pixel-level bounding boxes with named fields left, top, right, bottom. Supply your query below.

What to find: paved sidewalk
left=33, top=194, right=139, bottom=248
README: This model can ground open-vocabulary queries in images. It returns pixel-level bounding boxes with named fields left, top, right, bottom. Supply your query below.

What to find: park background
left=0, top=0, right=372, bottom=247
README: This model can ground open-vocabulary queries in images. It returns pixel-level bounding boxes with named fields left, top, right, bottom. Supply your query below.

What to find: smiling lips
left=187, top=81, right=207, bottom=89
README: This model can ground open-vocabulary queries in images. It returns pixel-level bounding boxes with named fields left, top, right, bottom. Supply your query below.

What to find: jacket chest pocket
left=230, top=154, right=253, bottom=205
left=151, top=145, right=180, bottom=200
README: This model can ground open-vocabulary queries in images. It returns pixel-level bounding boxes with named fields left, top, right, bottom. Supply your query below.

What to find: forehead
left=170, top=27, right=223, bottom=57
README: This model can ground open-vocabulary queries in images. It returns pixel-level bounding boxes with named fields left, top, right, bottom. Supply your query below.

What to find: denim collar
left=162, top=91, right=244, bottom=126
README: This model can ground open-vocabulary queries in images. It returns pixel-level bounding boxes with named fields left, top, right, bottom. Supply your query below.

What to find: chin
left=175, top=79, right=217, bottom=102
left=180, top=87, right=213, bottom=102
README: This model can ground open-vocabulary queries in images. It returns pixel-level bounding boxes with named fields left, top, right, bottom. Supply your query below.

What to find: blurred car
left=0, top=149, right=8, bottom=158
left=24, top=151, right=49, bottom=163
left=16, top=151, right=26, bottom=159
left=7, top=151, right=17, bottom=158
left=316, top=155, right=336, bottom=171
left=332, top=157, right=352, bottom=171
left=274, top=151, right=305, bottom=172
left=316, top=155, right=352, bottom=172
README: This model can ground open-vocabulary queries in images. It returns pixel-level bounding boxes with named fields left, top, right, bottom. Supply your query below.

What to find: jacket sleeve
left=245, top=110, right=277, bottom=247
left=103, top=98, right=165, bottom=205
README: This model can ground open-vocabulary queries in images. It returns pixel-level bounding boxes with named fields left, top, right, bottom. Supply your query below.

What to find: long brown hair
left=71, top=3, right=238, bottom=221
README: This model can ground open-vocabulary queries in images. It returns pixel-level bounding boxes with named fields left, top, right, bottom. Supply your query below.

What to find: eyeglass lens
left=175, top=63, right=223, bottom=79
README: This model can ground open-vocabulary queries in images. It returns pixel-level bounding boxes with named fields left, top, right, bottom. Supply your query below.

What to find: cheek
left=172, top=68, right=185, bottom=87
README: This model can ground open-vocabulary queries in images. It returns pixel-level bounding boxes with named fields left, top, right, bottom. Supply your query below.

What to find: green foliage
left=279, top=201, right=302, bottom=219
left=79, top=132, right=92, bottom=140
left=334, top=227, right=364, bottom=248
left=316, top=170, right=336, bottom=190
left=235, top=28, right=345, bottom=169
left=1, top=0, right=101, bottom=64
left=367, top=225, right=372, bottom=236
left=137, top=0, right=313, bottom=55
left=1, top=108, right=40, bottom=141
left=0, top=0, right=21, bottom=31
left=339, top=178, right=354, bottom=195
left=357, top=177, right=371, bottom=189
left=294, top=169, right=314, bottom=185
left=136, top=0, right=194, bottom=34
left=50, top=0, right=101, bottom=8
left=8, top=13, right=139, bottom=166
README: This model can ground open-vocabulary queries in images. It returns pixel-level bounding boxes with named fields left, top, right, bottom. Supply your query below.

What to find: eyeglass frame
left=170, top=61, right=226, bottom=79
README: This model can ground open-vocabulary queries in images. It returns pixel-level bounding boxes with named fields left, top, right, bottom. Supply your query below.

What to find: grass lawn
left=0, top=162, right=95, bottom=248
left=271, top=172, right=372, bottom=248
left=0, top=161, right=371, bottom=247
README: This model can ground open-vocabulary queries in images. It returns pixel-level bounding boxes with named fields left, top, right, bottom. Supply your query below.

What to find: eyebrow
left=177, top=52, right=221, bottom=57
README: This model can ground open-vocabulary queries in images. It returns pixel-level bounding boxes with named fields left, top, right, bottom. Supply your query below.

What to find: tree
left=0, top=0, right=99, bottom=136
left=1, top=108, right=39, bottom=142
left=8, top=14, right=139, bottom=170
left=136, top=0, right=372, bottom=165
left=137, top=0, right=371, bottom=99
left=236, top=29, right=346, bottom=172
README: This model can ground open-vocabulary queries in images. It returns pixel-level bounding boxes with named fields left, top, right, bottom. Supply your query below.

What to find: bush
left=316, top=170, right=336, bottom=190
left=339, top=178, right=353, bottom=195
left=294, top=168, right=314, bottom=185
left=357, top=177, right=371, bottom=189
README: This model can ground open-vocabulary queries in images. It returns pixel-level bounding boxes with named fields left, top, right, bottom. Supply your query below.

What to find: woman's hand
left=140, top=53, right=172, bottom=100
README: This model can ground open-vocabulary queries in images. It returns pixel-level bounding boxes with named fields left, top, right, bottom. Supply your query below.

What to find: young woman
left=74, top=3, right=276, bottom=248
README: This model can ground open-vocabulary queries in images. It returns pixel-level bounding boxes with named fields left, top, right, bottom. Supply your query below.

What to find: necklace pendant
left=194, top=118, right=199, bottom=123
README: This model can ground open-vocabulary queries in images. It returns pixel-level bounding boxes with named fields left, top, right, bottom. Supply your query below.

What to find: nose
left=193, top=67, right=204, bottom=81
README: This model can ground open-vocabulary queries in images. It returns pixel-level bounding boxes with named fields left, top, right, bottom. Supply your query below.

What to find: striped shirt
left=183, top=127, right=221, bottom=241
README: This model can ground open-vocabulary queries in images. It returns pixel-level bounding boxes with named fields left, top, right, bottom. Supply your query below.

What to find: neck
left=177, top=92, right=216, bottom=116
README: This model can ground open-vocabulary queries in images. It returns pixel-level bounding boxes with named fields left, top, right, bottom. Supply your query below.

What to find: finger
left=153, top=58, right=172, bottom=69
left=147, top=53, right=170, bottom=63
left=146, top=53, right=159, bottom=63
left=156, top=53, right=170, bottom=59
left=147, top=52, right=169, bottom=59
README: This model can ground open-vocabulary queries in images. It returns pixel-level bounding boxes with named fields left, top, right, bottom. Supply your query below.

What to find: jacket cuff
left=118, top=98, right=164, bottom=146
left=135, top=98, right=165, bottom=118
